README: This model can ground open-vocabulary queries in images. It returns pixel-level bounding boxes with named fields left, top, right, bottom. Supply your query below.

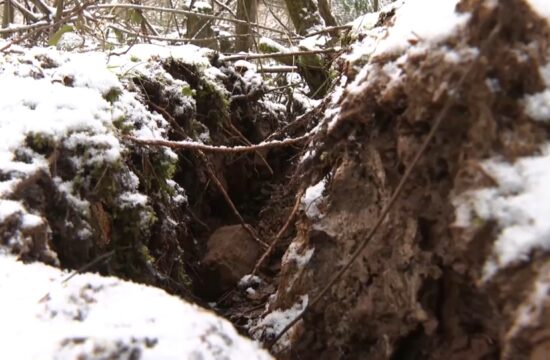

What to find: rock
left=203, top=225, right=261, bottom=293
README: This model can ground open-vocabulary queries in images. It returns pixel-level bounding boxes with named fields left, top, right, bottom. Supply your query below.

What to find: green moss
left=112, top=115, right=133, bottom=134
left=25, top=132, right=55, bottom=156
left=104, top=87, right=122, bottom=103
left=196, top=79, right=230, bottom=125
left=181, top=84, right=195, bottom=97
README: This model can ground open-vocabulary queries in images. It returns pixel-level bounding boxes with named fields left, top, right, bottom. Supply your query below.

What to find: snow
left=374, top=0, right=470, bottom=56
left=524, top=62, right=550, bottom=122
left=524, top=90, right=550, bottom=122
left=109, top=43, right=212, bottom=74
left=0, top=199, right=25, bottom=222
left=282, top=242, right=315, bottom=269
left=251, top=295, right=308, bottom=350
left=239, top=274, right=263, bottom=288
left=526, top=0, right=550, bottom=22
left=453, top=144, right=550, bottom=279
left=509, top=275, right=549, bottom=336
left=119, top=192, right=148, bottom=208
left=0, top=255, right=272, bottom=360
left=301, top=178, right=327, bottom=219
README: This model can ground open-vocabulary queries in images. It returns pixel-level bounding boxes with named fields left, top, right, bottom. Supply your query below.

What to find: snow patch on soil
left=301, top=177, right=327, bottom=219
left=453, top=145, right=550, bottom=279
left=251, top=295, right=308, bottom=350
left=374, top=0, right=470, bottom=56
left=526, top=0, right=550, bottom=22
left=0, top=255, right=271, bottom=360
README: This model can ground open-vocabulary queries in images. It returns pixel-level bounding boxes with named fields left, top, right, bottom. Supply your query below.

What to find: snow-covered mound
left=0, top=43, right=278, bottom=359
left=0, top=255, right=271, bottom=359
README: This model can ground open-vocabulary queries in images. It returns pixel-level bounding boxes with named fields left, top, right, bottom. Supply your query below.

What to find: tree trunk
left=283, top=0, right=323, bottom=36
left=2, top=0, right=15, bottom=38
left=185, top=2, right=218, bottom=50
left=235, top=0, right=258, bottom=52
left=318, top=0, right=337, bottom=27
left=373, top=0, right=379, bottom=12
left=282, top=0, right=332, bottom=98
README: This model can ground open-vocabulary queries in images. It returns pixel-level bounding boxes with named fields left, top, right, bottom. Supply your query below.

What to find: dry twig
left=252, top=189, right=304, bottom=275
left=125, top=133, right=309, bottom=153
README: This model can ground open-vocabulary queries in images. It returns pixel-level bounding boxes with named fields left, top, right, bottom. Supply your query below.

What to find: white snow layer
left=524, top=62, right=550, bottom=122
left=251, top=295, right=308, bottom=350
left=374, top=0, right=470, bottom=55
left=526, top=0, right=550, bottom=22
left=301, top=178, right=327, bottom=219
left=0, top=255, right=271, bottom=360
left=453, top=145, right=550, bottom=279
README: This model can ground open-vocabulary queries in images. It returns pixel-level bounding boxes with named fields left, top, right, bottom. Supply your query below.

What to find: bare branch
left=221, top=47, right=340, bottom=61
left=125, top=134, right=309, bottom=153
left=108, top=23, right=254, bottom=44
left=0, top=19, right=48, bottom=34
left=252, top=189, right=304, bottom=275
left=90, top=3, right=290, bottom=35
left=10, top=0, right=40, bottom=22
left=304, top=24, right=352, bottom=38
left=257, top=65, right=298, bottom=73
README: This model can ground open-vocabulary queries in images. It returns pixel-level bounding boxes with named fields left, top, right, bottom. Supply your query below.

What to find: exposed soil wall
left=254, top=1, right=550, bottom=359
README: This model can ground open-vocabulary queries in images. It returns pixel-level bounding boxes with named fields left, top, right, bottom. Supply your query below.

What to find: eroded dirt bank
left=254, top=0, right=550, bottom=359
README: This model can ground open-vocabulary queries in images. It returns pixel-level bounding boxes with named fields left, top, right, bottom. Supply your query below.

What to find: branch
left=257, top=65, right=298, bottom=73
left=125, top=134, right=309, bottom=153
left=108, top=23, right=255, bottom=44
left=0, top=0, right=93, bottom=52
left=252, top=189, right=304, bottom=275
left=10, top=0, right=40, bottom=22
left=304, top=24, right=352, bottom=38
left=221, top=48, right=340, bottom=61
left=0, top=20, right=48, bottom=34
left=28, top=0, right=52, bottom=15
left=90, top=3, right=290, bottom=35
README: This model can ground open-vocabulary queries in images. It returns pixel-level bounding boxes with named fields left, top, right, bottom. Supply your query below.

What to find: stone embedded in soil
left=203, top=224, right=261, bottom=293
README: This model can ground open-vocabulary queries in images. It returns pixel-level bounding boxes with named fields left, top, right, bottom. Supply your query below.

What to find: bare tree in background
left=2, top=0, right=15, bottom=38
left=235, top=0, right=258, bottom=52
left=283, top=0, right=324, bottom=35
left=318, top=0, right=337, bottom=27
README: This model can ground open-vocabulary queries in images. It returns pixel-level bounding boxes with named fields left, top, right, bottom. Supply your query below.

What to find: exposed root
left=125, top=133, right=310, bottom=153
left=252, top=189, right=304, bottom=275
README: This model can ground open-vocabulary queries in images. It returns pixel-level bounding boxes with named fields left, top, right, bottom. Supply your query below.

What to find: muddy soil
left=248, top=1, right=550, bottom=359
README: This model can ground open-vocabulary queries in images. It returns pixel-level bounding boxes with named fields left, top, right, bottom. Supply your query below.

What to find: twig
left=0, top=20, right=48, bottom=34
left=38, top=248, right=121, bottom=303
left=108, top=23, right=255, bottom=43
left=221, top=48, right=340, bottom=61
left=213, top=0, right=236, bottom=17
left=257, top=65, right=298, bottom=73
left=91, top=3, right=289, bottom=35
left=252, top=189, right=304, bottom=275
left=267, top=21, right=503, bottom=350
left=304, top=24, right=352, bottom=38
left=0, top=0, right=93, bottom=52
left=10, top=0, right=40, bottom=22
left=226, top=122, right=274, bottom=175
left=197, top=151, right=269, bottom=249
left=125, top=133, right=309, bottom=153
